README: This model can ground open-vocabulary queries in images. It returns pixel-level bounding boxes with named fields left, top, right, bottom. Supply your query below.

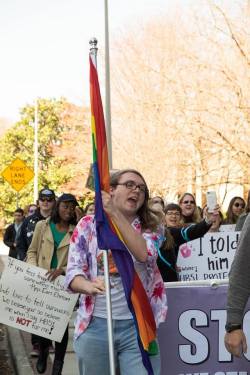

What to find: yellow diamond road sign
left=1, top=158, right=34, bottom=192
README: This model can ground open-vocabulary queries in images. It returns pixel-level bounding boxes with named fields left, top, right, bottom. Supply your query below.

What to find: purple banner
left=159, top=285, right=250, bottom=375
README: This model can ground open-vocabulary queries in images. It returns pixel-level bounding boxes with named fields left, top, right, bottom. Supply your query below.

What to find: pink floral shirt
left=65, top=215, right=167, bottom=340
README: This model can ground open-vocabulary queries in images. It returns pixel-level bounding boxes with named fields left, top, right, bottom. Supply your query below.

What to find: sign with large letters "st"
left=158, top=284, right=250, bottom=375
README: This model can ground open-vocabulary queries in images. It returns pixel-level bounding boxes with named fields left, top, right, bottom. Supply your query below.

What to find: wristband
left=225, top=323, right=242, bottom=333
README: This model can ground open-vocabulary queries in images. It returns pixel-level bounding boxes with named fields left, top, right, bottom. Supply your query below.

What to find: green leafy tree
left=0, top=98, right=73, bottom=224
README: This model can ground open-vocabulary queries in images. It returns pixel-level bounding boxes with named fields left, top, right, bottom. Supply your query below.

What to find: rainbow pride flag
left=90, top=53, right=156, bottom=375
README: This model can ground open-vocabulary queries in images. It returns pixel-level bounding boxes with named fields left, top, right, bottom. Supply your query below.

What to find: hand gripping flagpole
left=89, top=38, right=116, bottom=375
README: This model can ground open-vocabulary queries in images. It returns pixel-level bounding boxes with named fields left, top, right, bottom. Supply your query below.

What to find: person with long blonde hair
left=179, top=193, right=201, bottom=224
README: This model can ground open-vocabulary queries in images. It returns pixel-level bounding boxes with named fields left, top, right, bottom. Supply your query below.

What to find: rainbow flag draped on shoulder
left=89, top=51, right=156, bottom=375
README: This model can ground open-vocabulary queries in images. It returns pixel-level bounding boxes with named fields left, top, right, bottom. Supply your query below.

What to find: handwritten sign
left=219, top=224, right=236, bottom=232
left=0, top=258, right=78, bottom=342
left=177, top=231, right=240, bottom=281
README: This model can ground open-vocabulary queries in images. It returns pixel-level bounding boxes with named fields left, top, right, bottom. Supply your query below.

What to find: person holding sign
left=224, top=213, right=250, bottom=357
left=26, top=193, right=79, bottom=375
left=65, top=170, right=167, bottom=375
left=157, top=204, right=220, bottom=282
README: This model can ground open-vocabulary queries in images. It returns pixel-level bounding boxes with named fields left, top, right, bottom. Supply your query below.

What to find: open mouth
left=127, top=197, right=138, bottom=205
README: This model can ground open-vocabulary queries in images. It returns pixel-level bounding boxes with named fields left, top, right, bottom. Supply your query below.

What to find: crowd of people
left=3, top=188, right=84, bottom=374
left=2, top=175, right=250, bottom=374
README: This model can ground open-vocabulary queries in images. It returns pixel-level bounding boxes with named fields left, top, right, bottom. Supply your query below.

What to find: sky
left=0, top=0, right=172, bottom=121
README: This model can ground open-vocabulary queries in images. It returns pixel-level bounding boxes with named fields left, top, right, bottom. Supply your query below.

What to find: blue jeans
left=74, top=317, right=161, bottom=375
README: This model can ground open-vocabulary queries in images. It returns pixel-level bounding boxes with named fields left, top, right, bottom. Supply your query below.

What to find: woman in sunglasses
left=26, top=193, right=79, bottom=375
left=236, top=191, right=250, bottom=231
left=179, top=193, right=201, bottom=224
left=223, top=196, right=246, bottom=225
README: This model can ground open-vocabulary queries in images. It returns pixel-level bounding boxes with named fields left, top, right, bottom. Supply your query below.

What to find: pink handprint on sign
left=180, top=244, right=192, bottom=258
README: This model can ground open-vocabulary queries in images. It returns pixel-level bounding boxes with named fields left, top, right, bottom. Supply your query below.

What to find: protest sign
left=0, top=257, right=78, bottom=342
left=159, top=284, right=250, bottom=375
left=219, top=224, right=236, bottom=232
left=177, top=231, right=240, bottom=281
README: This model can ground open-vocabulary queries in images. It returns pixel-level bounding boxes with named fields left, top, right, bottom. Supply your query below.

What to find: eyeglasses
left=39, top=197, right=54, bottom=202
left=182, top=200, right=195, bottom=205
left=234, top=202, right=245, bottom=208
left=29, top=209, right=36, bottom=214
left=166, top=211, right=181, bottom=216
left=116, top=180, right=147, bottom=193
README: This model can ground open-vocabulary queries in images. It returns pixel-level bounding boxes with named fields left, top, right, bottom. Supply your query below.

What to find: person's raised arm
left=101, top=191, right=148, bottom=262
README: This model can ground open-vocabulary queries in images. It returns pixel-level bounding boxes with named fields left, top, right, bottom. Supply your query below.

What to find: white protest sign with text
left=0, top=258, right=78, bottom=342
left=177, top=231, right=240, bottom=281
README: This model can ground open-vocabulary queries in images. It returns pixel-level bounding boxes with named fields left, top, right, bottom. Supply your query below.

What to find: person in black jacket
left=157, top=203, right=219, bottom=282
left=16, top=188, right=56, bottom=261
left=3, top=208, right=24, bottom=258
left=16, top=188, right=56, bottom=357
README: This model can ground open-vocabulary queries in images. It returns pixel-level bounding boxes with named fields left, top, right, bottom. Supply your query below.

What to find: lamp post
left=34, top=99, right=38, bottom=202
left=104, top=0, right=112, bottom=169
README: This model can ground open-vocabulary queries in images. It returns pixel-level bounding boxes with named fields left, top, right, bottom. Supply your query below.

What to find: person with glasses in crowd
left=157, top=203, right=219, bottom=282
left=223, top=196, right=246, bottom=225
left=164, top=203, right=182, bottom=228
left=179, top=193, right=201, bottom=224
left=16, top=188, right=56, bottom=357
left=235, top=191, right=250, bottom=231
left=27, top=193, right=79, bottom=375
left=17, top=188, right=56, bottom=261
left=65, top=169, right=167, bottom=375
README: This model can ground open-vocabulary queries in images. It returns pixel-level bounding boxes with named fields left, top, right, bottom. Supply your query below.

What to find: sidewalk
left=0, top=323, right=15, bottom=374
left=0, top=247, right=79, bottom=375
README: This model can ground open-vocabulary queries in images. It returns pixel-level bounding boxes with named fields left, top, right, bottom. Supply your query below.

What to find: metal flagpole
left=89, top=38, right=116, bottom=375
left=34, top=99, right=39, bottom=202
left=104, top=0, right=112, bottom=169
